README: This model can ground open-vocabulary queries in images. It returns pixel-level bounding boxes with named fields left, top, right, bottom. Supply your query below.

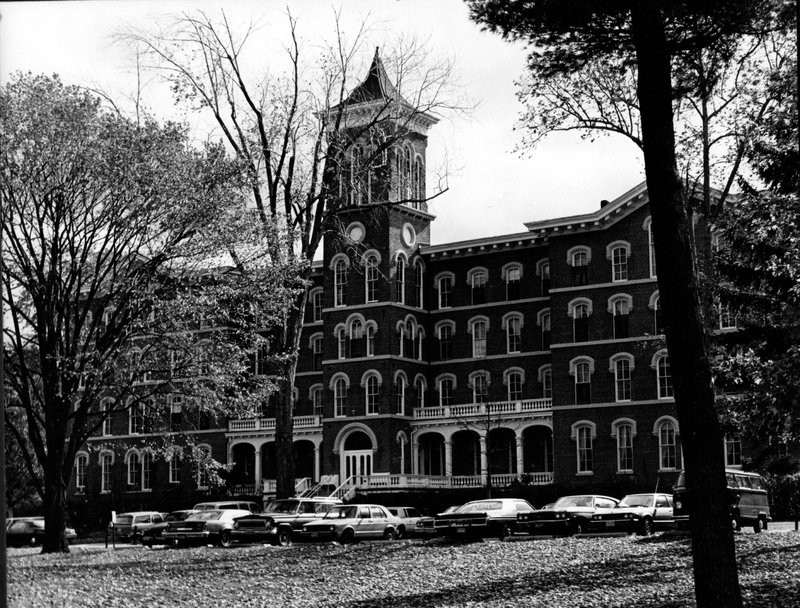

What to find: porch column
left=314, top=443, right=321, bottom=481
left=444, top=440, right=453, bottom=477
left=411, top=441, right=419, bottom=475
left=515, top=434, right=524, bottom=477
left=254, top=445, right=263, bottom=489
left=479, top=435, right=488, bottom=485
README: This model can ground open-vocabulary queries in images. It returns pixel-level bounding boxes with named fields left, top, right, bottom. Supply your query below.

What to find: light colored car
left=108, top=511, right=167, bottom=543
left=516, top=495, right=619, bottom=536
left=434, top=498, right=536, bottom=539
left=590, top=493, right=675, bottom=535
left=162, top=509, right=253, bottom=547
left=303, top=504, right=403, bottom=543
left=192, top=501, right=261, bottom=512
left=231, top=497, right=341, bottom=546
left=387, top=506, right=434, bottom=538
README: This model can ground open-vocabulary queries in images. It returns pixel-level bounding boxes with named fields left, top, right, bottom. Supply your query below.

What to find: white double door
left=341, top=449, right=372, bottom=482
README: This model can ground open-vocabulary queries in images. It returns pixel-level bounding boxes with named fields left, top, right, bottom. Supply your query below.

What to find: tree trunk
left=631, top=5, right=742, bottom=608
left=41, top=465, right=70, bottom=553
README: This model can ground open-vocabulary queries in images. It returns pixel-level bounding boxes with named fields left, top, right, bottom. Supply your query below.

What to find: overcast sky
left=0, top=0, right=645, bottom=246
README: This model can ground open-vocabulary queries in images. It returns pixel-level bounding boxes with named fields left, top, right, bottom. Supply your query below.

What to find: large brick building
left=68, top=52, right=744, bottom=524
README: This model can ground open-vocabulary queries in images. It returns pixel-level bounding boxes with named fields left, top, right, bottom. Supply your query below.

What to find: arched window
left=437, top=321, right=454, bottom=360
left=142, top=450, right=153, bottom=491
left=649, top=291, right=664, bottom=334
left=468, top=268, right=488, bottom=305
left=436, top=272, right=454, bottom=309
left=311, top=335, right=323, bottom=370
left=413, top=155, right=424, bottom=204
left=469, top=317, right=488, bottom=357
left=365, top=255, right=379, bottom=303
left=643, top=217, right=657, bottom=277
left=503, top=313, right=523, bottom=354
left=571, top=422, right=596, bottom=474
left=568, top=246, right=591, bottom=286
left=334, top=377, right=348, bottom=417
left=395, top=256, right=406, bottom=304
left=337, top=328, right=347, bottom=360
left=311, top=289, right=323, bottom=322
left=196, top=445, right=212, bottom=489
left=395, top=372, right=407, bottom=415
left=415, top=261, right=424, bottom=308
left=538, top=309, right=551, bottom=350
left=366, top=324, right=376, bottom=357
left=74, top=453, right=88, bottom=493
left=365, top=373, right=380, bottom=415
left=100, top=451, right=113, bottom=493
left=101, top=398, right=114, bottom=436
left=415, top=376, right=426, bottom=409
left=652, top=350, right=673, bottom=399
left=536, top=259, right=550, bottom=295
left=607, top=241, right=631, bottom=282
left=334, top=258, right=348, bottom=307
left=656, top=418, right=678, bottom=470
left=609, top=294, right=632, bottom=339
left=350, top=319, right=364, bottom=358
left=725, top=434, right=742, bottom=467
left=610, top=353, right=634, bottom=402
left=505, top=369, right=524, bottom=402
left=571, top=301, right=591, bottom=343
left=310, top=384, right=324, bottom=417
left=570, top=357, right=594, bottom=405
left=612, top=420, right=635, bottom=473
left=503, top=263, right=522, bottom=300
left=127, top=450, right=141, bottom=487
left=129, top=399, right=144, bottom=435
left=169, top=450, right=181, bottom=484
left=470, top=371, right=489, bottom=404
left=438, top=375, right=455, bottom=407
left=538, top=365, right=552, bottom=399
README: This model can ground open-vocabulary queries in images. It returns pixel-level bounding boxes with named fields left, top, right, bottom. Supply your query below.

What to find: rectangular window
left=396, top=382, right=405, bottom=415
left=471, top=272, right=487, bottom=305
left=440, top=379, right=454, bottom=407
left=312, top=338, right=323, bottom=370
left=472, top=322, right=487, bottom=357
left=577, top=427, right=593, bottom=473
left=142, top=452, right=152, bottom=491
left=572, top=253, right=588, bottom=286
left=648, top=224, right=657, bottom=277
left=254, top=343, right=270, bottom=376
left=366, top=379, right=379, bottom=415
left=395, top=260, right=405, bottom=304
left=719, top=303, right=737, bottom=330
left=439, top=276, right=452, bottom=309
left=416, top=381, right=425, bottom=409
left=574, top=310, right=589, bottom=343
left=725, top=435, right=742, bottom=467
left=335, top=383, right=347, bottom=417
left=659, top=424, right=677, bottom=470
left=101, top=454, right=112, bottom=493
left=366, top=328, right=375, bottom=357
left=541, top=263, right=550, bottom=295
left=508, top=373, right=523, bottom=401
left=439, top=325, right=452, bottom=360
left=312, top=388, right=323, bottom=417
left=575, top=364, right=591, bottom=405
left=75, top=457, right=87, bottom=493
left=657, top=356, right=674, bottom=399
left=335, top=262, right=347, bottom=307
left=617, top=425, right=633, bottom=472
left=312, top=291, right=323, bottom=322
left=541, top=313, right=551, bottom=350
left=128, top=455, right=141, bottom=487
left=613, top=300, right=630, bottom=339
left=170, top=395, right=183, bottom=432
left=129, top=403, right=143, bottom=435
left=506, top=268, right=521, bottom=300
left=542, top=369, right=552, bottom=399
left=507, top=317, right=521, bottom=353
left=473, top=374, right=488, bottom=404
left=366, top=259, right=378, bottom=303
left=338, top=330, right=347, bottom=360
left=102, top=401, right=113, bottom=436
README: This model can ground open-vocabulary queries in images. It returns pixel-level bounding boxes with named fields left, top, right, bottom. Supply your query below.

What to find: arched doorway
left=231, top=443, right=256, bottom=485
left=487, top=428, right=517, bottom=475
left=418, top=432, right=445, bottom=475
left=294, top=440, right=315, bottom=480
left=451, top=430, right=480, bottom=476
left=523, top=425, right=553, bottom=473
left=341, top=430, right=374, bottom=481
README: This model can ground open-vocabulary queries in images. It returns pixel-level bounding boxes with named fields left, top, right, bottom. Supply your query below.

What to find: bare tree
left=121, top=9, right=461, bottom=498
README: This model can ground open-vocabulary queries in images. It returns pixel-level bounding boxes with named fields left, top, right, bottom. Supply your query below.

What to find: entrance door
left=342, top=450, right=373, bottom=483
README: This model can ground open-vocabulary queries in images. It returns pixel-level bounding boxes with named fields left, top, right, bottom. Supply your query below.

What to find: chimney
left=600, top=199, right=610, bottom=208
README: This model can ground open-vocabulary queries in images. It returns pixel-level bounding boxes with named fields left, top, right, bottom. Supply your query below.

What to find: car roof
left=117, top=511, right=163, bottom=516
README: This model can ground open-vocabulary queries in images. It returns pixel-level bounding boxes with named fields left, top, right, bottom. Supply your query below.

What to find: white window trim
left=503, top=367, right=526, bottom=385
left=567, top=297, right=594, bottom=318
left=535, top=258, right=550, bottom=277
left=607, top=293, right=634, bottom=314
left=501, top=262, right=524, bottom=281
left=466, top=266, right=489, bottom=285
left=566, top=245, right=592, bottom=266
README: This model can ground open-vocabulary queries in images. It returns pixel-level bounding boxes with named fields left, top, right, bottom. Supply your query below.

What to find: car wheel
left=143, top=539, right=153, bottom=548
left=383, top=528, right=396, bottom=541
left=732, top=517, right=741, bottom=532
left=219, top=530, right=233, bottom=548
left=395, top=525, right=405, bottom=540
left=276, top=528, right=293, bottom=547
left=339, top=529, right=354, bottom=544
left=132, top=533, right=141, bottom=545
left=498, top=524, right=513, bottom=540
left=639, top=518, right=654, bottom=536
left=753, top=517, right=766, bottom=534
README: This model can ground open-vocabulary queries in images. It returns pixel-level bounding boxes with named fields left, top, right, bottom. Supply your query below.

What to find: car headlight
left=233, top=522, right=239, bottom=529
left=675, top=501, right=683, bottom=510
left=328, top=525, right=336, bottom=532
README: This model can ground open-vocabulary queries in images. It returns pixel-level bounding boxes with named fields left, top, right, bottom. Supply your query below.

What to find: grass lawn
left=8, top=529, right=800, bottom=607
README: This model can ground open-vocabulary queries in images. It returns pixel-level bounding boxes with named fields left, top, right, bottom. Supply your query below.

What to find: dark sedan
left=142, top=510, right=198, bottom=548
left=516, top=495, right=619, bottom=536
left=7, top=518, right=77, bottom=547
left=434, top=498, right=535, bottom=540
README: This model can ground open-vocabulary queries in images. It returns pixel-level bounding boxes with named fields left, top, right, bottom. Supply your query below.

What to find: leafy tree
left=0, top=73, right=282, bottom=552
left=466, top=1, right=787, bottom=606
left=122, top=10, right=459, bottom=498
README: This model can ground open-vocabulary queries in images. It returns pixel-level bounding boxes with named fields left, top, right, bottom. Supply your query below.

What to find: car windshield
left=192, top=511, right=223, bottom=521
left=553, top=496, right=593, bottom=508
left=133, top=516, right=149, bottom=523
left=324, top=506, right=358, bottom=519
left=619, top=495, right=653, bottom=508
left=115, top=515, right=133, bottom=525
left=264, top=500, right=300, bottom=514
left=168, top=512, right=192, bottom=522
left=457, top=501, right=503, bottom=513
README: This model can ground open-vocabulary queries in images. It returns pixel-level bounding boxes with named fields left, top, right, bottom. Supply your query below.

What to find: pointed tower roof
left=343, top=48, right=410, bottom=107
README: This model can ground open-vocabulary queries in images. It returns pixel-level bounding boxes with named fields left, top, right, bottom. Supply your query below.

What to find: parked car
left=162, top=509, right=253, bottom=547
left=193, top=501, right=261, bottom=512
left=141, top=510, right=198, bottom=548
left=302, top=504, right=402, bottom=543
left=7, top=518, right=77, bottom=547
left=589, top=493, right=675, bottom=535
left=387, top=506, right=434, bottom=538
left=434, top=498, right=535, bottom=540
left=516, top=495, right=619, bottom=536
left=673, top=468, right=772, bottom=532
left=108, top=511, right=167, bottom=543
left=231, top=498, right=341, bottom=546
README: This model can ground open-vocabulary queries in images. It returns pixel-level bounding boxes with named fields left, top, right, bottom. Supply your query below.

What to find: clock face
left=348, top=224, right=364, bottom=243
left=401, top=224, right=416, bottom=247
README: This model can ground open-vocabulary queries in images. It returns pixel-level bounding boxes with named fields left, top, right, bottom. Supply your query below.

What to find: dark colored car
left=434, top=498, right=535, bottom=540
left=7, top=518, right=77, bottom=547
left=231, top=498, right=341, bottom=546
left=141, top=510, right=198, bottom=548
left=589, top=493, right=675, bottom=535
left=109, top=511, right=167, bottom=543
left=673, top=469, right=771, bottom=532
left=162, top=509, right=253, bottom=547
left=516, top=495, right=619, bottom=536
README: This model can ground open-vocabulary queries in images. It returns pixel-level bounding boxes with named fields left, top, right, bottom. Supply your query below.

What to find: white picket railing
left=229, top=415, right=321, bottom=432
left=413, top=398, right=551, bottom=420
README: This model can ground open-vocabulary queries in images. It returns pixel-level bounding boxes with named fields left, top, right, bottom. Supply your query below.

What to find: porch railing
left=412, top=398, right=552, bottom=420
left=327, top=472, right=554, bottom=496
left=229, top=415, right=321, bottom=433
